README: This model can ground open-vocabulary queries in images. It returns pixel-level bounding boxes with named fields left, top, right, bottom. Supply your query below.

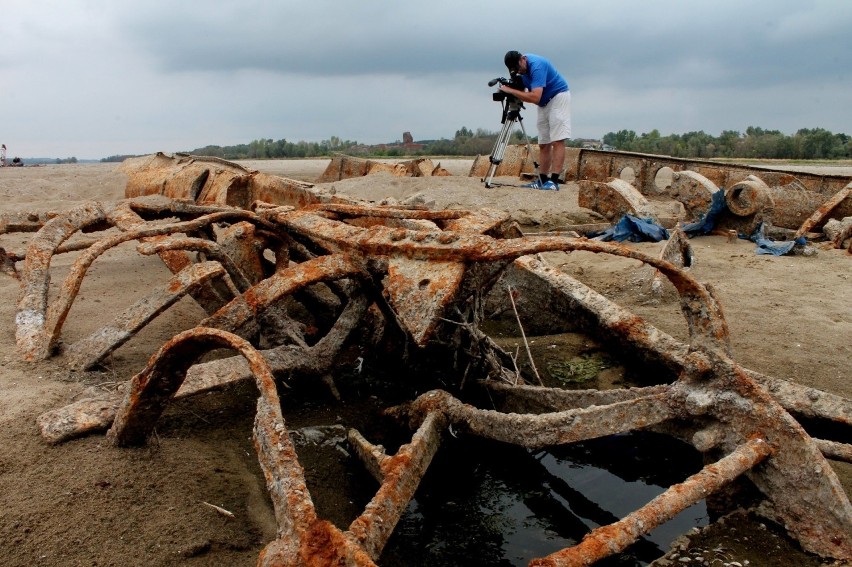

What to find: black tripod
left=483, top=90, right=540, bottom=188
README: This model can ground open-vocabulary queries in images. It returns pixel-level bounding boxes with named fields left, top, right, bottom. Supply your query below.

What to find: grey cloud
left=3, top=0, right=851, bottom=158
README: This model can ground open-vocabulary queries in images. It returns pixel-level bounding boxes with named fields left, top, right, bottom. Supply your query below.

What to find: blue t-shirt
left=520, top=53, right=569, bottom=107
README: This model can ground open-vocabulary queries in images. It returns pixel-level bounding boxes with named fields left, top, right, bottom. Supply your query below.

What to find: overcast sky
left=2, top=1, right=851, bottom=159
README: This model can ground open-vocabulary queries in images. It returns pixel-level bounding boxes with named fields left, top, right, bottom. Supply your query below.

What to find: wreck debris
left=823, top=216, right=852, bottom=249
left=318, top=155, right=452, bottom=182
left=669, top=169, right=719, bottom=220
left=577, top=177, right=659, bottom=223
left=651, top=225, right=693, bottom=296
left=794, top=183, right=852, bottom=239
left=2, top=152, right=851, bottom=565
left=472, top=146, right=852, bottom=244
left=530, top=438, right=773, bottom=566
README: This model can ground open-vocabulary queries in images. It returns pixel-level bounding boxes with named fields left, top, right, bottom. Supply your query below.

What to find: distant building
left=344, top=132, right=424, bottom=154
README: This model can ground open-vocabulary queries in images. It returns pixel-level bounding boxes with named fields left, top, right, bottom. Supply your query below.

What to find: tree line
left=601, top=127, right=851, bottom=160
left=102, top=126, right=851, bottom=163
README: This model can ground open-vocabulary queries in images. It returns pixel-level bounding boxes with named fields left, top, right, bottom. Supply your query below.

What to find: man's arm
left=499, top=84, right=543, bottom=106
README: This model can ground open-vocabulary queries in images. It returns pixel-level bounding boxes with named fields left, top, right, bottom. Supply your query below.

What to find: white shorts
left=537, top=90, right=572, bottom=144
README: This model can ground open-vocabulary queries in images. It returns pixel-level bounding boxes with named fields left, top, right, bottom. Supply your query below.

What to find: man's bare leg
left=551, top=141, right=565, bottom=179
left=539, top=144, right=552, bottom=175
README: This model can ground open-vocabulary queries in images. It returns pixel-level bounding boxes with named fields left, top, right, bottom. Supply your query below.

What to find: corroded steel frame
left=2, top=153, right=850, bottom=565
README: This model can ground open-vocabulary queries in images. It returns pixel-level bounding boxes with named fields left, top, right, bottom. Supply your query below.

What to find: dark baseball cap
left=504, top=50, right=522, bottom=73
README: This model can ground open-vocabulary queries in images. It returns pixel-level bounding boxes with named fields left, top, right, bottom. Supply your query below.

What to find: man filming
left=498, top=50, right=571, bottom=190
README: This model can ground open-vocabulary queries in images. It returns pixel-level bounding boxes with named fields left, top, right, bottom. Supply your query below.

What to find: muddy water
left=380, top=434, right=705, bottom=566
left=293, top=411, right=705, bottom=566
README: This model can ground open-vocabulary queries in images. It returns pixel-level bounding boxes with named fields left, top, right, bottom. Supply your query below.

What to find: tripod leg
left=484, top=117, right=517, bottom=187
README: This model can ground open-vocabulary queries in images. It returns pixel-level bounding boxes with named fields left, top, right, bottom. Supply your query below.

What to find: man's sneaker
left=522, top=179, right=542, bottom=189
left=542, top=180, right=559, bottom=191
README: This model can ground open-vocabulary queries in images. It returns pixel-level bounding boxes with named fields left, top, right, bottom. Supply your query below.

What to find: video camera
left=488, top=73, right=525, bottom=103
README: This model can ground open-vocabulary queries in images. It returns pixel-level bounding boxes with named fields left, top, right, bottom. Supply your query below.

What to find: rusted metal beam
left=64, top=261, right=229, bottom=370
left=794, top=183, right=852, bottom=238
left=347, top=411, right=446, bottom=560
left=815, top=439, right=852, bottom=462
left=400, top=388, right=677, bottom=449
left=199, top=253, right=365, bottom=338
left=530, top=438, right=773, bottom=566
left=36, top=387, right=124, bottom=444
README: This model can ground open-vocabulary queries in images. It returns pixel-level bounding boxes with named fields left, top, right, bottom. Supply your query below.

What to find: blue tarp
left=588, top=189, right=804, bottom=255
left=749, top=222, right=806, bottom=256
left=681, top=189, right=727, bottom=237
left=590, top=214, right=669, bottom=243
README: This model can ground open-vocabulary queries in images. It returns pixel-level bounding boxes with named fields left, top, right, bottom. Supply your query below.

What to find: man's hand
left=500, top=84, right=543, bottom=106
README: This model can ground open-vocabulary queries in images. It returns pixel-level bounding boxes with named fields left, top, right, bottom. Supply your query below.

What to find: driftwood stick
left=507, top=285, right=543, bottom=385
left=202, top=501, right=236, bottom=519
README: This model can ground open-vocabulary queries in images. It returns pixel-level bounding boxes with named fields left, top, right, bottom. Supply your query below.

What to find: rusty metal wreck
left=1, top=150, right=850, bottom=566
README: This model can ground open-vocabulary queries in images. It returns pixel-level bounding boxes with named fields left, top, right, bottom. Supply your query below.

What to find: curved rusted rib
left=104, top=328, right=323, bottom=555
left=272, top=209, right=730, bottom=354
left=200, top=253, right=365, bottom=335
left=136, top=237, right=252, bottom=292
left=34, top=210, right=264, bottom=360
left=529, top=438, right=773, bottom=567
left=401, top=389, right=676, bottom=450
left=106, top=327, right=280, bottom=445
left=511, top=256, right=852, bottom=427
left=16, top=202, right=108, bottom=360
